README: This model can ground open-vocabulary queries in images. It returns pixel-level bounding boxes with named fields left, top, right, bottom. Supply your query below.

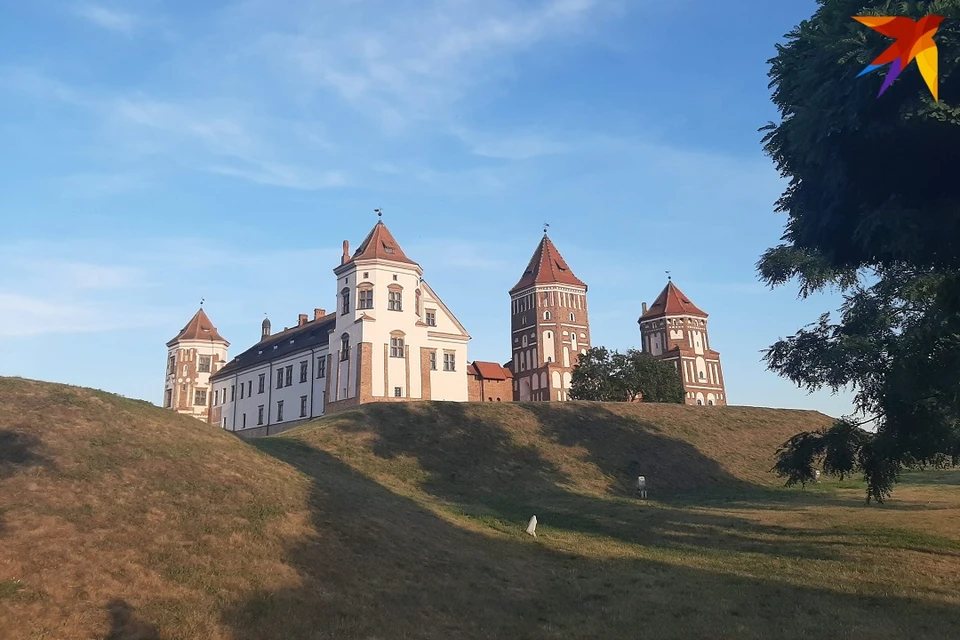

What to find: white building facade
left=206, top=219, right=470, bottom=432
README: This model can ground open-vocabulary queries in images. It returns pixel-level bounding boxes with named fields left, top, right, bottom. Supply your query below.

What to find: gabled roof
left=167, top=308, right=228, bottom=347
left=510, top=234, right=586, bottom=294
left=351, top=220, right=418, bottom=265
left=211, top=314, right=336, bottom=381
left=468, top=361, right=512, bottom=381
left=639, top=281, right=708, bottom=321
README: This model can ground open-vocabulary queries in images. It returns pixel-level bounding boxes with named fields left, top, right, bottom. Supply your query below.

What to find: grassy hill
left=2, top=377, right=960, bottom=640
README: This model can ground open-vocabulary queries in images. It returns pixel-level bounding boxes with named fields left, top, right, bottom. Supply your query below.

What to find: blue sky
left=0, top=0, right=858, bottom=417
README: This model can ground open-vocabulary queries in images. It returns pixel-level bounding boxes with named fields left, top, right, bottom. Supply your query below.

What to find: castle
left=162, top=218, right=727, bottom=430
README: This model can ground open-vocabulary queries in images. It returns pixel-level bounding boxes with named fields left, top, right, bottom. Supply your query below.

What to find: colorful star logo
left=854, top=15, right=944, bottom=101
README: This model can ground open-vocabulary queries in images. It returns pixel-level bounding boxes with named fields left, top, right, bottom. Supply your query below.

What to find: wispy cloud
left=74, top=3, right=138, bottom=34
left=254, top=0, right=609, bottom=129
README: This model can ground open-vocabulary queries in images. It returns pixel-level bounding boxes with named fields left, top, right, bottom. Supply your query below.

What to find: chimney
left=642, top=302, right=648, bottom=314
left=298, top=314, right=308, bottom=326
left=341, top=240, right=350, bottom=265
left=314, top=308, right=325, bottom=320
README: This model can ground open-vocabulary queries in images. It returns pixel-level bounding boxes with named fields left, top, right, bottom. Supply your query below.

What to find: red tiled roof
left=470, top=361, right=511, bottom=380
left=351, top=221, right=418, bottom=265
left=510, top=234, right=586, bottom=294
left=166, top=308, right=229, bottom=347
left=639, top=281, right=708, bottom=321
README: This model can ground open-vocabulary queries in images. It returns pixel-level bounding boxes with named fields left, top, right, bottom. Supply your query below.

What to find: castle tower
left=163, top=307, right=229, bottom=421
left=638, top=280, right=727, bottom=406
left=509, top=232, right=591, bottom=401
left=324, top=217, right=471, bottom=413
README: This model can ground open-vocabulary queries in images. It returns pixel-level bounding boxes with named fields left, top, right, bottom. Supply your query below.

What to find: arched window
left=496, top=397, right=501, bottom=402
left=340, top=333, right=350, bottom=361
left=543, top=311, right=551, bottom=320
left=522, top=335, right=528, bottom=347
left=697, top=399, right=703, bottom=406
left=569, top=312, right=575, bottom=322
left=341, top=288, right=350, bottom=314
left=708, top=400, right=714, bottom=406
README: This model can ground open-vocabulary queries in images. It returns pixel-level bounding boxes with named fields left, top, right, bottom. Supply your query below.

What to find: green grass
left=1, top=376, right=959, bottom=639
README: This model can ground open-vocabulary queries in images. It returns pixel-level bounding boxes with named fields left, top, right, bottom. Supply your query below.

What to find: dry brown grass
left=2, top=378, right=960, bottom=639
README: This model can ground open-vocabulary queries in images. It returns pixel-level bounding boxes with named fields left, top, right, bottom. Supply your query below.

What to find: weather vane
left=665, top=270, right=671, bottom=281
left=374, top=208, right=383, bottom=219
left=200, top=297, right=205, bottom=306
left=543, top=222, right=550, bottom=234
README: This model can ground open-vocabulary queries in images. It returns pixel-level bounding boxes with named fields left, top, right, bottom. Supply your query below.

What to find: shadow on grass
left=225, top=437, right=960, bottom=640
left=0, top=430, right=53, bottom=479
left=104, top=599, right=160, bottom=640
left=900, top=469, right=960, bottom=486
left=320, top=403, right=865, bottom=559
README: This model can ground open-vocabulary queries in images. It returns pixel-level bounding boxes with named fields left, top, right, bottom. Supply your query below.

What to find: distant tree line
left=570, top=347, right=684, bottom=403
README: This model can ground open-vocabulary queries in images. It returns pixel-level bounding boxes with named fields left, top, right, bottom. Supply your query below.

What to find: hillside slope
left=4, top=378, right=960, bottom=640
left=277, top=400, right=835, bottom=499
left=0, top=377, right=314, bottom=640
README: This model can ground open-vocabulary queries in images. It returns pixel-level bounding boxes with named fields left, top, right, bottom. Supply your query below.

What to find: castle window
left=429, top=352, right=437, bottom=370
left=393, top=274, right=398, bottom=280
left=242, top=413, right=247, bottom=429
left=258, top=374, right=265, bottom=394
left=388, top=290, right=403, bottom=311
left=390, top=337, right=405, bottom=358
left=247, top=380, right=252, bottom=397
left=167, top=355, right=175, bottom=375
left=341, top=334, right=350, bottom=361
left=300, top=395, right=308, bottom=417
left=425, top=310, right=436, bottom=326
left=277, top=400, right=284, bottom=421
left=258, top=405, right=264, bottom=425
left=276, top=369, right=283, bottom=389
left=543, top=311, right=551, bottom=320
left=699, top=371, right=705, bottom=379
left=522, top=335, right=528, bottom=347
left=231, top=385, right=236, bottom=401
left=358, top=286, right=374, bottom=309
left=569, top=312, right=575, bottom=322
left=394, top=387, right=403, bottom=397
left=341, top=288, right=350, bottom=314
left=443, top=352, right=456, bottom=372
left=285, top=365, right=293, bottom=387
left=317, top=357, right=326, bottom=378
left=363, top=272, right=369, bottom=278
left=194, top=389, right=207, bottom=406
left=300, top=360, right=309, bottom=383
left=708, top=400, right=714, bottom=406
left=240, top=384, right=245, bottom=400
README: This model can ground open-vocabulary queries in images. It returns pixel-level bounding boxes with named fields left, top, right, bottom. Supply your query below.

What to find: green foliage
left=773, top=418, right=874, bottom=492
left=762, top=0, right=960, bottom=501
left=570, top=347, right=684, bottom=403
